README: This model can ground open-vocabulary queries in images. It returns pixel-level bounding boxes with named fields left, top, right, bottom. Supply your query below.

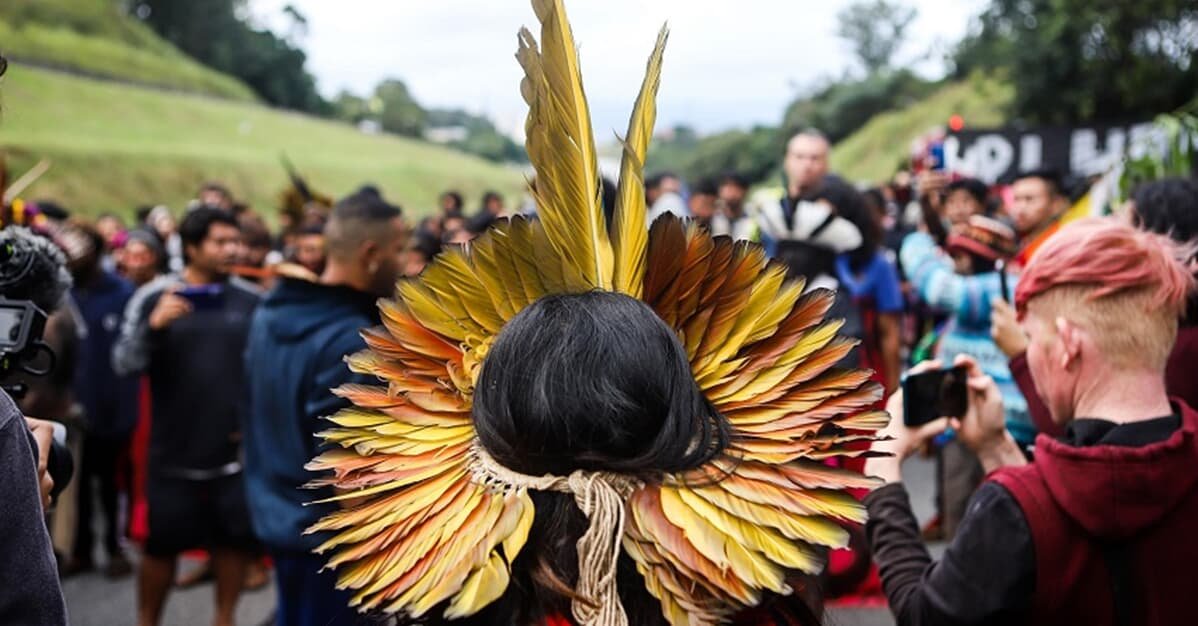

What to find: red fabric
left=1012, top=220, right=1060, bottom=272
left=1008, top=352, right=1062, bottom=438
left=1165, top=325, right=1198, bottom=411
left=127, top=376, right=153, bottom=543
left=988, top=399, right=1198, bottom=626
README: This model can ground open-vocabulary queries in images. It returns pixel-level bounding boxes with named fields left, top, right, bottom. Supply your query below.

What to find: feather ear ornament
left=306, top=1, right=886, bottom=624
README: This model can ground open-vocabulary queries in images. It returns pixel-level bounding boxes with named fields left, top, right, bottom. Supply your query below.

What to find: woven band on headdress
left=471, top=440, right=643, bottom=626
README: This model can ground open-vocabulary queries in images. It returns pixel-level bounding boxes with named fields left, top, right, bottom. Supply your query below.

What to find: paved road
left=63, top=457, right=939, bottom=626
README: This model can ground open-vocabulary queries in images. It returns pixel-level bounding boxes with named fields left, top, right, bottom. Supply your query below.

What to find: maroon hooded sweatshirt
left=989, top=400, right=1198, bottom=626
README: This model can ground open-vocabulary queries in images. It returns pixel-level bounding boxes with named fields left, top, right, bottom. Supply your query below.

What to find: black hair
left=945, top=177, right=989, bottom=207
left=34, top=200, right=70, bottom=221
left=178, top=207, right=238, bottom=263
left=356, top=184, right=383, bottom=199
left=464, top=291, right=730, bottom=625
left=135, top=205, right=154, bottom=224
left=1013, top=168, right=1064, bottom=198
left=126, top=227, right=168, bottom=272
left=1131, top=177, right=1198, bottom=244
left=323, top=191, right=403, bottom=259
left=410, top=230, right=441, bottom=260
left=67, top=221, right=107, bottom=272
left=812, top=180, right=879, bottom=274
left=197, top=181, right=232, bottom=198
left=475, top=291, right=728, bottom=475
left=237, top=215, right=272, bottom=249
left=298, top=223, right=325, bottom=236
left=718, top=172, right=750, bottom=191
left=1131, top=177, right=1198, bottom=325
left=440, top=190, right=464, bottom=212
left=600, top=176, right=618, bottom=229
left=481, top=191, right=503, bottom=209
left=691, top=177, right=719, bottom=197
left=862, top=187, right=886, bottom=217
left=645, top=172, right=679, bottom=193
left=333, top=191, right=402, bottom=222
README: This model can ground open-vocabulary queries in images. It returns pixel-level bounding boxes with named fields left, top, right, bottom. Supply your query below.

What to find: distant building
left=425, top=126, right=469, bottom=144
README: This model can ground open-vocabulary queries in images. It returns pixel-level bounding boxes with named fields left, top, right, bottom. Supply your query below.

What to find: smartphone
left=176, top=284, right=225, bottom=311
left=902, top=365, right=969, bottom=426
left=928, top=141, right=946, bottom=172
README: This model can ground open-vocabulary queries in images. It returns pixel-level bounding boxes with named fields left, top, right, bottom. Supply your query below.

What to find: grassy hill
left=0, top=64, right=524, bottom=217
left=830, top=74, right=1013, bottom=184
left=0, top=0, right=256, bottom=101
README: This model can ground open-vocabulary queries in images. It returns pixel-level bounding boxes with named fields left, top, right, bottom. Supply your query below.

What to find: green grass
left=0, top=0, right=255, bottom=100
left=0, top=65, right=524, bottom=218
left=830, top=74, right=1013, bottom=183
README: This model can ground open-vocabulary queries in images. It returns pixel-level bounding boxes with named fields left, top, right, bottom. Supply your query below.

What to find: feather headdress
left=278, top=154, right=333, bottom=227
left=305, top=1, right=886, bottom=624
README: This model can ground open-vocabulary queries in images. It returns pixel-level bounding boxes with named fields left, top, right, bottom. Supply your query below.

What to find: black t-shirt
left=139, top=280, right=259, bottom=473
left=864, top=414, right=1180, bottom=625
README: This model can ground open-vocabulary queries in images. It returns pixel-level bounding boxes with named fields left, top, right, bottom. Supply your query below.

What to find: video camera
left=0, top=225, right=75, bottom=503
left=0, top=298, right=56, bottom=398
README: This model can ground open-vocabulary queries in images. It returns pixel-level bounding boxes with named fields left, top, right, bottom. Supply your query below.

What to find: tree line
left=647, top=0, right=1198, bottom=186
left=129, top=0, right=522, bottom=163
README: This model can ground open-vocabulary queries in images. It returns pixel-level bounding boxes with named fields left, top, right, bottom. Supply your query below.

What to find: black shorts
left=144, top=472, right=256, bottom=557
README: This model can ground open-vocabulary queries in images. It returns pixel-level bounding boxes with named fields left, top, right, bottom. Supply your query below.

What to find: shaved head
left=324, top=191, right=408, bottom=296
left=325, top=192, right=403, bottom=261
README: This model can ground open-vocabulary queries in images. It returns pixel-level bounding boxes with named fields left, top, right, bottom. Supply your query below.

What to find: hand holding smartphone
left=176, top=284, right=225, bottom=311
left=902, top=365, right=969, bottom=427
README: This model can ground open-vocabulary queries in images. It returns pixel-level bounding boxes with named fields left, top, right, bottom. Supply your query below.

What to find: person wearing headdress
left=277, top=157, right=334, bottom=245
left=299, top=2, right=886, bottom=625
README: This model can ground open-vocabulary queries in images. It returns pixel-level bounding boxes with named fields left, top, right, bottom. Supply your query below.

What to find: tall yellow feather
left=611, top=25, right=668, bottom=298
left=519, top=0, right=612, bottom=290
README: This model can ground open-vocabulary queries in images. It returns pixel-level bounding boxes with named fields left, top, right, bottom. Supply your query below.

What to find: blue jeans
left=271, top=551, right=363, bottom=626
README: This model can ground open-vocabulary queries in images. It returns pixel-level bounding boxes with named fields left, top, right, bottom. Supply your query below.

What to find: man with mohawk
left=866, top=218, right=1198, bottom=625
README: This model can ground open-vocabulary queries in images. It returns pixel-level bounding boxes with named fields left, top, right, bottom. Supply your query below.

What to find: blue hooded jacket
left=243, top=278, right=379, bottom=552
left=72, top=270, right=138, bottom=440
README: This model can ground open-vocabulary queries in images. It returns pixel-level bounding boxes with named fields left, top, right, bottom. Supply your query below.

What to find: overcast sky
left=251, top=0, right=985, bottom=137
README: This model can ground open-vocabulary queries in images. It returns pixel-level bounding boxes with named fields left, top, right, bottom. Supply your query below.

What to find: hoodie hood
left=1033, top=400, right=1198, bottom=540
left=259, top=277, right=380, bottom=343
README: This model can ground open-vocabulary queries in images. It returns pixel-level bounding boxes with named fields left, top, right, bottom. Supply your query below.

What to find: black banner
left=945, top=121, right=1166, bottom=184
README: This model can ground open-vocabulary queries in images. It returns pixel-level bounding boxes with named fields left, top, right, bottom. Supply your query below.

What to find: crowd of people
left=3, top=120, right=1196, bottom=626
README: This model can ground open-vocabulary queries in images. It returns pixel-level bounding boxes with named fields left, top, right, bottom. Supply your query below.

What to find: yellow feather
left=675, top=488, right=824, bottom=573
left=404, top=495, right=505, bottom=615
left=442, top=492, right=533, bottom=617
left=519, top=0, right=613, bottom=289
left=502, top=490, right=536, bottom=558
left=422, top=250, right=506, bottom=334
left=689, top=483, right=849, bottom=548
left=444, top=551, right=511, bottom=618
left=659, top=487, right=786, bottom=592
left=694, top=264, right=786, bottom=385
left=611, top=25, right=668, bottom=298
